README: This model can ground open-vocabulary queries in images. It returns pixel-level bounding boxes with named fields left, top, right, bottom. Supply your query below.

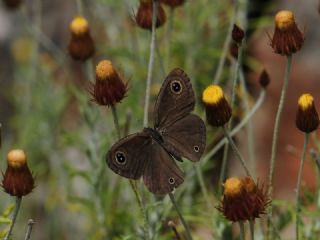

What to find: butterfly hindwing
left=154, top=68, right=195, bottom=128
left=106, top=132, right=151, bottom=179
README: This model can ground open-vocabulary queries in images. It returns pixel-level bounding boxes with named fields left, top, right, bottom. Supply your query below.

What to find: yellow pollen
left=96, top=60, right=115, bottom=80
left=224, top=178, right=243, bottom=197
left=7, top=149, right=27, bottom=168
left=202, top=85, right=224, bottom=105
left=298, top=93, right=314, bottom=111
left=275, top=10, right=295, bottom=30
left=70, top=16, right=89, bottom=35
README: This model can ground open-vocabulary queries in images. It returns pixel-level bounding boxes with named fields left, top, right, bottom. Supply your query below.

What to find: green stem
left=295, top=133, right=309, bottom=240
left=267, top=55, right=293, bottom=237
left=250, top=220, right=255, bottom=240
left=222, top=125, right=251, bottom=176
left=143, top=0, right=157, bottom=127
left=129, top=180, right=150, bottom=240
left=218, top=142, right=230, bottom=196
left=111, top=105, right=121, bottom=139
left=76, top=0, right=83, bottom=15
left=24, top=219, right=35, bottom=240
left=239, top=221, right=245, bottom=240
left=5, top=197, right=22, bottom=240
left=202, top=90, right=266, bottom=165
left=169, top=193, right=193, bottom=240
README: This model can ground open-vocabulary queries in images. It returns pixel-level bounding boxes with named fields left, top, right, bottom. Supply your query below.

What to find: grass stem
left=267, top=55, right=293, bottom=237
left=250, top=220, right=255, bottom=240
left=111, top=105, right=121, bottom=139
left=24, top=219, right=35, bottom=240
left=295, top=133, right=309, bottom=240
left=5, top=197, right=22, bottom=240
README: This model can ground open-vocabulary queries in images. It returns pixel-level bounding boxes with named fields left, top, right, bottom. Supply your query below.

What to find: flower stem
left=5, top=197, right=22, bottom=240
left=250, top=220, right=255, bottom=240
left=111, top=105, right=121, bottom=139
left=76, top=0, right=83, bottom=15
left=267, top=55, right=293, bottom=236
left=169, top=193, right=193, bottom=240
left=129, top=180, right=150, bottom=240
left=24, top=219, right=35, bottom=240
left=295, top=133, right=309, bottom=240
left=222, top=125, right=251, bottom=176
left=143, top=0, right=157, bottom=127
left=239, top=221, right=245, bottom=240
left=218, top=142, right=230, bottom=196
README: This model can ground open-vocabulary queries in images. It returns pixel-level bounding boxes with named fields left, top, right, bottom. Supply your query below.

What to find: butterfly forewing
left=160, top=114, right=206, bottom=162
left=143, top=141, right=184, bottom=195
left=154, top=68, right=195, bottom=128
left=106, top=132, right=151, bottom=179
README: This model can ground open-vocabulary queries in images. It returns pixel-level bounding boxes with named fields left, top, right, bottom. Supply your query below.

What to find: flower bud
left=259, top=69, right=270, bottom=88
left=68, top=16, right=95, bottom=61
left=271, top=10, right=304, bottom=56
left=91, top=60, right=128, bottom=107
left=160, top=0, right=186, bottom=8
left=296, top=94, right=319, bottom=133
left=202, top=85, right=232, bottom=127
left=232, top=24, right=245, bottom=44
left=135, top=0, right=166, bottom=30
left=2, top=149, right=35, bottom=197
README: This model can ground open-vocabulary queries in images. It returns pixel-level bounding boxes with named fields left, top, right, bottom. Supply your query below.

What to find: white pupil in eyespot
left=115, top=152, right=126, bottom=164
left=194, top=146, right=199, bottom=152
left=171, top=81, right=182, bottom=93
left=169, top=177, right=175, bottom=184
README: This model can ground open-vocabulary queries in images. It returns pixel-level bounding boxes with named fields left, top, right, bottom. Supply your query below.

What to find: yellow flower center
left=70, top=16, right=89, bottom=35
left=96, top=60, right=115, bottom=80
left=275, top=10, right=295, bottom=30
left=298, top=93, right=314, bottom=111
left=7, top=149, right=27, bottom=168
left=202, top=85, right=224, bottom=105
left=224, top=178, right=243, bottom=197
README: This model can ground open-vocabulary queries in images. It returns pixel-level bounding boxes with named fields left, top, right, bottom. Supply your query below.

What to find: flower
left=271, top=10, right=304, bottom=56
left=2, top=149, right=35, bottom=197
left=232, top=24, right=245, bottom=44
left=135, top=0, right=166, bottom=30
left=259, top=69, right=270, bottom=88
left=68, top=16, right=95, bottom=61
left=296, top=94, right=319, bottom=133
left=218, top=176, right=269, bottom=222
left=91, top=60, right=128, bottom=107
left=202, top=85, right=232, bottom=127
left=160, top=0, right=186, bottom=8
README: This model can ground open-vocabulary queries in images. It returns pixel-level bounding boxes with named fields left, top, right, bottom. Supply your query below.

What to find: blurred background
left=0, top=0, right=320, bottom=239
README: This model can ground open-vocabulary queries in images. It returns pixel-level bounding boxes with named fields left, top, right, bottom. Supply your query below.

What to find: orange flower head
left=296, top=94, right=319, bottom=133
left=91, top=60, right=128, bottom=107
left=271, top=10, right=304, bottom=56
left=2, top=149, right=35, bottom=197
left=135, top=0, right=166, bottom=30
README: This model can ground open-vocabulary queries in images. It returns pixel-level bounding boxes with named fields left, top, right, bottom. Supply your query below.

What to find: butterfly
left=106, top=68, right=206, bottom=195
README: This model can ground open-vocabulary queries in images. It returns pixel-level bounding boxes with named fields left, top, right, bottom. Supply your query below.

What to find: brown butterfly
left=106, top=68, right=206, bottom=195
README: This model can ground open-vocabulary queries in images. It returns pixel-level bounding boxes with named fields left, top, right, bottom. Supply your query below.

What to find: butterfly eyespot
left=168, top=177, right=175, bottom=185
left=194, top=145, right=200, bottom=152
left=170, top=80, right=183, bottom=94
left=115, top=151, right=126, bottom=165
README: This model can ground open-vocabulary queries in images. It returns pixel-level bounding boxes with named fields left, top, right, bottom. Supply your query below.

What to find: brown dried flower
left=2, top=149, right=35, bottom=197
left=218, top=176, right=269, bottom=222
left=135, top=0, right=166, bottom=30
left=2, top=0, right=22, bottom=9
left=68, top=16, right=95, bottom=61
left=296, top=94, right=319, bottom=133
left=271, top=10, right=304, bottom=56
left=160, top=0, right=186, bottom=8
left=91, top=60, right=128, bottom=107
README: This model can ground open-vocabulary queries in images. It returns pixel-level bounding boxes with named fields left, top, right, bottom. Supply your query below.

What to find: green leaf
left=0, top=216, right=11, bottom=224
left=2, top=203, right=15, bottom=218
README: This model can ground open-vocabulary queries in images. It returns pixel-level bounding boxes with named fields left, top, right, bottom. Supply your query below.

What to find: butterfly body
left=106, top=68, right=206, bottom=195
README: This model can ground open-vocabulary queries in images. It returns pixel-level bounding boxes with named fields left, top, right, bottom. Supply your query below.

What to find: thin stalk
left=155, top=37, right=166, bottom=77
left=267, top=55, right=293, bottom=236
left=195, top=163, right=212, bottom=210
left=218, top=142, right=230, bottom=196
left=129, top=180, right=150, bottom=240
left=222, top=125, right=251, bottom=176
left=295, top=133, right=309, bottom=240
left=76, top=0, right=83, bottom=15
left=202, top=90, right=266, bottom=165
left=250, top=220, right=255, bottom=240
left=5, top=197, right=22, bottom=240
left=24, top=219, right=35, bottom=240
left=143, top=0, right=157, bottom=127
left=111, top=105, right=121, bottom=139
left=239, top=221, right=245, bottom=240
left=169, top=193, right=193, bottom=240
